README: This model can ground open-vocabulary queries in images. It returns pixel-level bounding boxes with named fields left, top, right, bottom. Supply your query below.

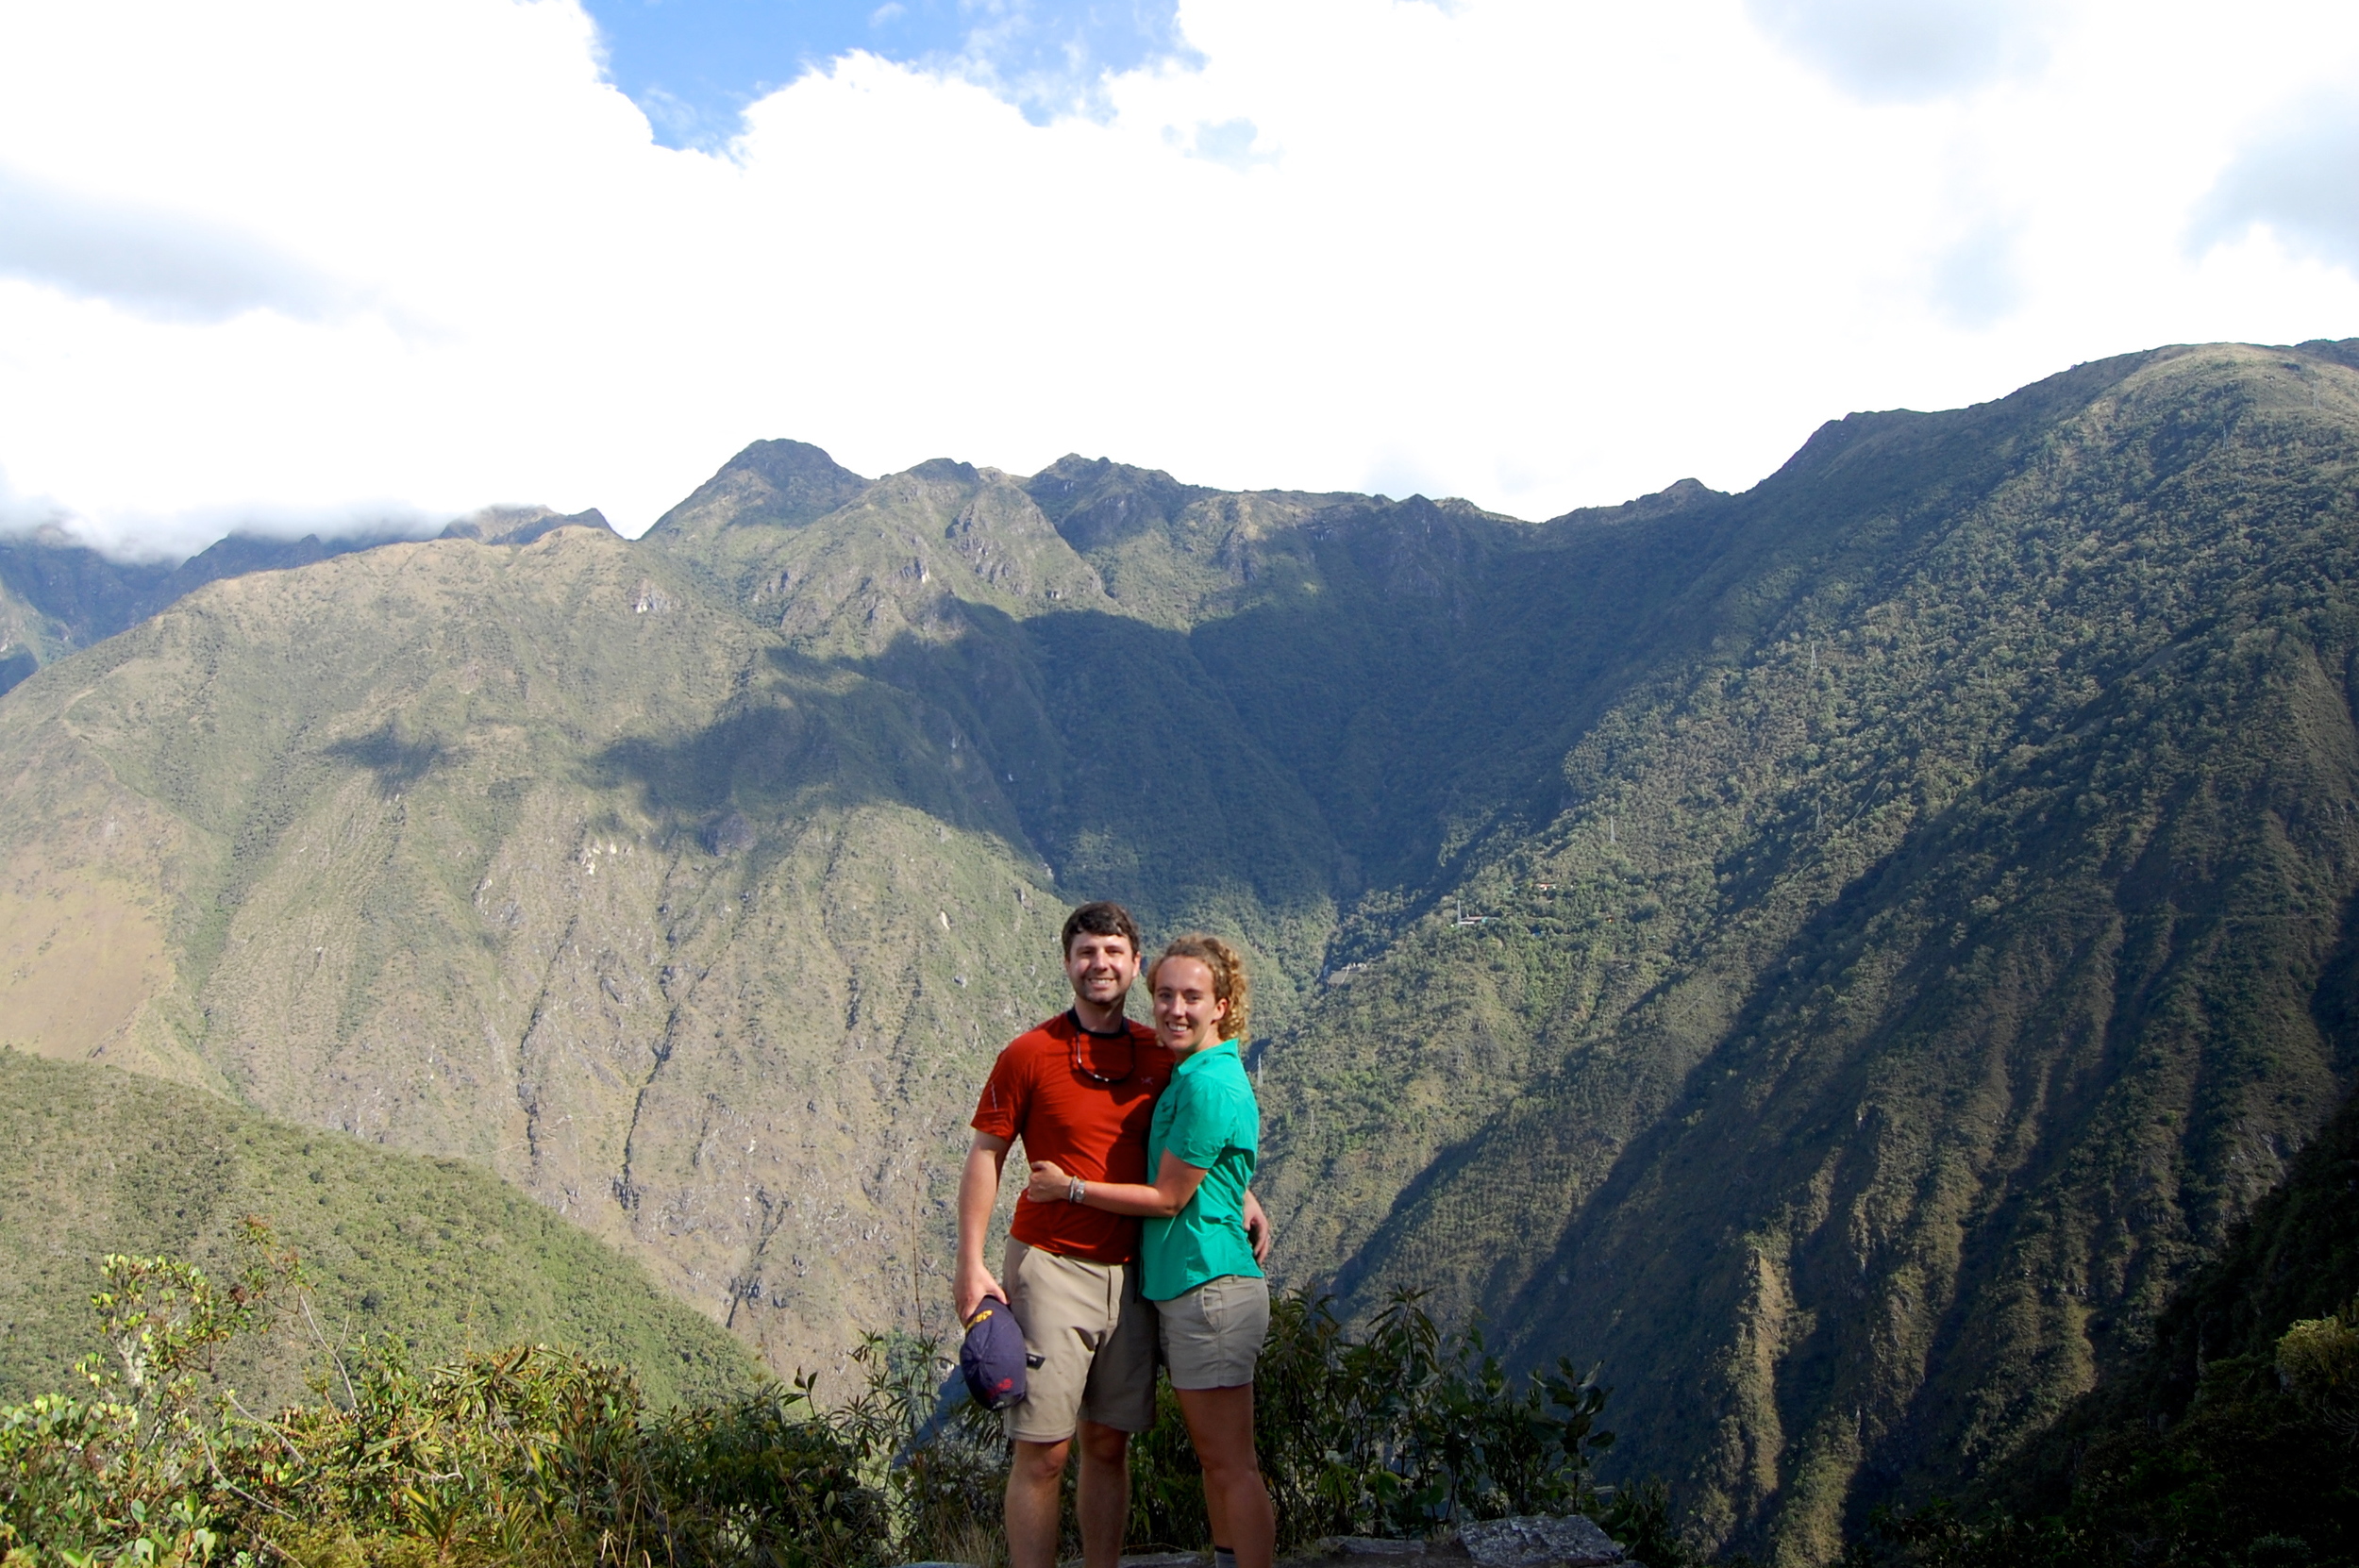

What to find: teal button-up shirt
left=1141, top=1040, right=1263, bottom=1302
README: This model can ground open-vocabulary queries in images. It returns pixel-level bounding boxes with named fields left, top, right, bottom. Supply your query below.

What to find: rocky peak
left=1024, top=454, right=1213, bottom=553
left=1543, top=476, right=1729, bottom=530
left=644, top=439, right=871, bottom=544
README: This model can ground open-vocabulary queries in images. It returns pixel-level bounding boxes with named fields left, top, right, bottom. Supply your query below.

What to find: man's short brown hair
left=1061, top=900, right=1142, bottom=957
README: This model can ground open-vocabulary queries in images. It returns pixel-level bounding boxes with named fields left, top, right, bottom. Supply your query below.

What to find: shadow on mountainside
left=594, top=457, right=1810, bottom=993
left=587, top=646, right=1033, bottom=864
left=324, top=722, right=460, bottom=797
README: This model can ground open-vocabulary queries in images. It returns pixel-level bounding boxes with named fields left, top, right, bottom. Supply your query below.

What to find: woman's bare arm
left=1027, top=1151, right=1208, bottom=1217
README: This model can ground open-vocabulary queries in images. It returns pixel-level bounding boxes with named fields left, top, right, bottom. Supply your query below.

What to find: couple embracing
left=955, top=901, right=1275, bottom=1568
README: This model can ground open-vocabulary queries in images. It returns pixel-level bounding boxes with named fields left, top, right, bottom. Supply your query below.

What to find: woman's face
left=1152, top=956, right=1230, bottom=1055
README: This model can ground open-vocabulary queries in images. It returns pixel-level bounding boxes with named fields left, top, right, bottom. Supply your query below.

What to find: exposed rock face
left=1459, top=1515, right=1630, bottom=1568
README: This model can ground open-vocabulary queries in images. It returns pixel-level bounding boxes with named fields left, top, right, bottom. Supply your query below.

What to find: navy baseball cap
left=960, top=1300, right=1029, bottom=1411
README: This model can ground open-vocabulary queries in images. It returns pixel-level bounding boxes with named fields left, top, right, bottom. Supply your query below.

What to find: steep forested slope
left=1958, top=1076, right=2359, bottom=1566
left=1255, top=342, right=2359, bottom=1560
left=0, top=1052, right=761, bottom=1410
left=1, top=340, right=2354, bottom=1563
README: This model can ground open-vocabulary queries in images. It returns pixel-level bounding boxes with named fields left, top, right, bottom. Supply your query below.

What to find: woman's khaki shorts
left=1156, top=1273, right=1270, bottom=1391
left=1001, top=1238, right=1160, bottom=1443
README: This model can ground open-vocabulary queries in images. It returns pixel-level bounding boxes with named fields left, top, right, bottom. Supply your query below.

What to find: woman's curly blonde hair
left=1149, top=933, right=1252, bottom=1043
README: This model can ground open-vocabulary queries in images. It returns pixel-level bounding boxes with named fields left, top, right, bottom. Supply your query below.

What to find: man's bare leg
left=1076, top=1421, right=1131, bottom=1568
left=1008, top=1437, right=1071, bottom=1568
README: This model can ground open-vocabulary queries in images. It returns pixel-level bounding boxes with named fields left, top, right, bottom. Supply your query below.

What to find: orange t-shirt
left=972, top=1012, right=1175, bottom=1264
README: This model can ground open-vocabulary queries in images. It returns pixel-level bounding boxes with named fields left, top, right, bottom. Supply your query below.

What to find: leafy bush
left=0, top=1229, right=911, bottom=1568
left=0, top=1221, right=293, bottom=1566
left=1192, top=1289, right=1614, bottom=1549
left=2275, top=1302, right=2359, bottom=1442
left=0, top=1248, right=1681, bottom=1568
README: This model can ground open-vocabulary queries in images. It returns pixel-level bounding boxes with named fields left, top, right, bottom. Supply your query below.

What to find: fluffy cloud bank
left=0, top=0, right=2354, bottom=554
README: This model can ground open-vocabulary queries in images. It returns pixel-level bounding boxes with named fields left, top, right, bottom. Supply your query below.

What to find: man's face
left=1065, top=931, right=1138, bottom=1008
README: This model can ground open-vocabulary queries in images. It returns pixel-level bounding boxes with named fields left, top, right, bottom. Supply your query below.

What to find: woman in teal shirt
left=1027, top=934, right=1274, bottom=1568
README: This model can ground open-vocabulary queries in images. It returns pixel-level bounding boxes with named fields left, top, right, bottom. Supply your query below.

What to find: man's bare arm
left=1242, top=1188, right=1272, bottom=1264
left=955, top=1131, right=1012, bottom=1323
left=1026, top=1151, right=1209, bottom=1217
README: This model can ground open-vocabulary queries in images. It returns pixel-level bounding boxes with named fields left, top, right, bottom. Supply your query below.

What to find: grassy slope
left=0, top=1051, right=761, bottom=1410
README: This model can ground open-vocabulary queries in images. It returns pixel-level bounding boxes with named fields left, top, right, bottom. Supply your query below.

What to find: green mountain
left=0, top=509, right=610, bottom=695
left=0, top=1051, right=761, bottom=1410
left=1259, top=340, right=2359, bottom=1560
left=1, top=340, right=2355, bottom=1561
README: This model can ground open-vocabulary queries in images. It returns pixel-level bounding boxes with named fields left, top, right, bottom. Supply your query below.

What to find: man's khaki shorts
left=1157, top=1273, right=1269, bottom=1391
left=1000, top=1238, right=1160, bottom=1443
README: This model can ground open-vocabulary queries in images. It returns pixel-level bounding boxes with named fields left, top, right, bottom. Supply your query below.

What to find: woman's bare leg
left=1175, top=1384, right=1275, bottom=1568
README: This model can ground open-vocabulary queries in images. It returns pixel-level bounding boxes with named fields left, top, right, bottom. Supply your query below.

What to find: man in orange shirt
left=956, top=901, right=1267, bottom=1568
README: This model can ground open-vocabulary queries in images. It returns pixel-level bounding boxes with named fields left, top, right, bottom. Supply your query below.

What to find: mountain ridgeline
left=2, top=341, right=2357, bottom=1562
left=0, top=507, right=612, bottom=694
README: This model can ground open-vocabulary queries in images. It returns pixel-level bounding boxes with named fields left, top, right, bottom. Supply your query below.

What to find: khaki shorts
left=1157, top=1273, right=1269, bottom=1391
left=1000, top=1238, right=1160, bottom=1443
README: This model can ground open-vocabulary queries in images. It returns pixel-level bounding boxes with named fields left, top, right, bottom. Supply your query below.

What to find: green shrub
left=0, top=1254, right=1667, bottom=1567
left=0, top=1229, right=900, bottom=1568
left=1210, top=1289, right=1614, bottom=1549
left=2276, top=1303, right=2359, bottom=1442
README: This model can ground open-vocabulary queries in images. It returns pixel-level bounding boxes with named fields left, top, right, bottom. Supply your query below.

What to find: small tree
left=0, top=1217, right=301, bottom=1567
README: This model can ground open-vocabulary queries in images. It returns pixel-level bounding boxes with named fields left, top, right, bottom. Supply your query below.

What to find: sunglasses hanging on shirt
left=1065, top=1010, right=1136, bottom=1085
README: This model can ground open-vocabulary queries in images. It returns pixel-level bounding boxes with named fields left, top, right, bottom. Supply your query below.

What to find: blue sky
left=582, top=0, right=1195, bottom=143
left=0, top=1, right=2353, bottom=554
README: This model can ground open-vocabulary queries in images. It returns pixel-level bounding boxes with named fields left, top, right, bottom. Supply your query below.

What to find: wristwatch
left=1068, top=1176, right=1087, bottom=1204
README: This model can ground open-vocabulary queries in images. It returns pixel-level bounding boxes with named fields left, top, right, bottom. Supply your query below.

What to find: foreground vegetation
left=0, top=1236, right=1682, bottom=1568
left=8, top=1069, right=2353, bottom=1568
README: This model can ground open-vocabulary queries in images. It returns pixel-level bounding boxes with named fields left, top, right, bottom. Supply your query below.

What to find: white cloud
left=1185, top=118, right=1272, bottom=169
left=2192, top=90, right=2359, bottom=274
left=1928, top=222, right=2024, bottom=327
left=0, top=0, right=2355, bottom=556
left=0, top=164, right=353, bottom=324
left=0, top=465, right=72, bottom=538
left=1745, top=0, right=2058, bottom=101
